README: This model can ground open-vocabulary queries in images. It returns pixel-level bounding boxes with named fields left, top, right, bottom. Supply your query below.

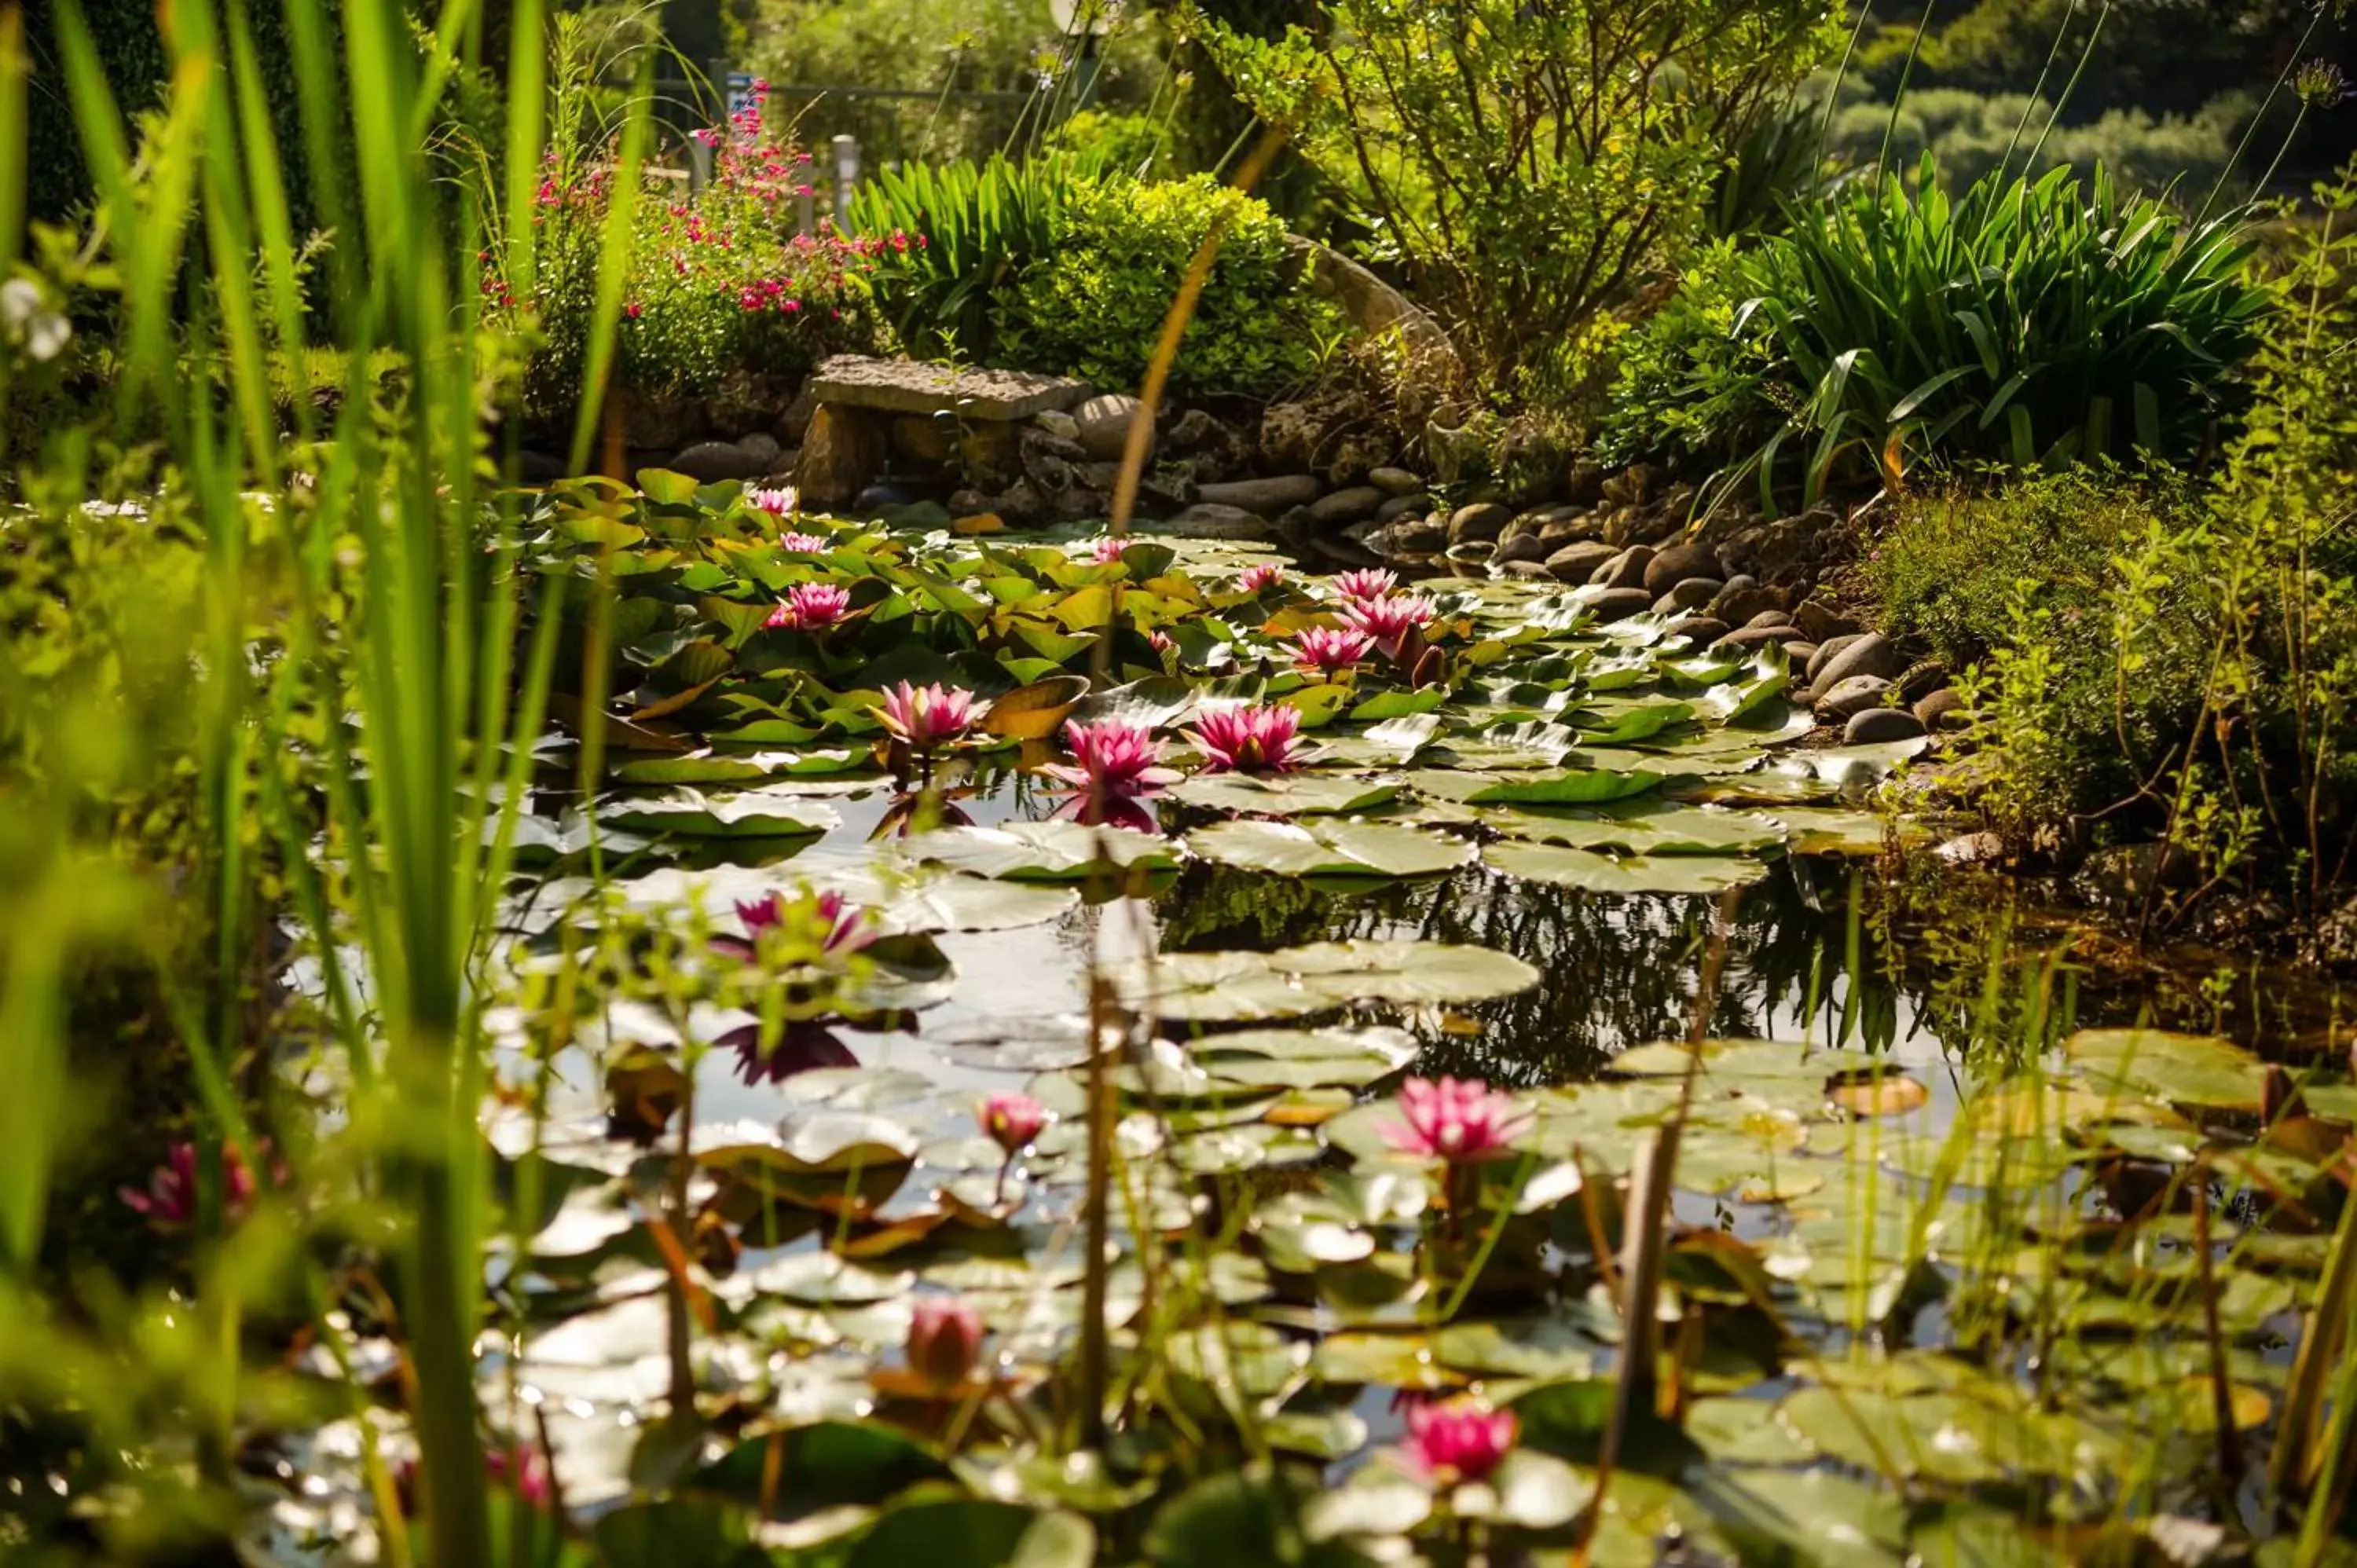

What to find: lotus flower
left=1379, top=1076, right=1530, bottom=1163
left=715, top=888, right=875, bottom=963
left=981, top=1093, right=1049, bottom=1156
left=1087, top=534, right=1129, bottom=565
left=879, top=681, right=977, bottom=749
left=749, top=485, right=800, bottom=517
left=120, top=1140, right=268, bottom=1226
left=1190, top=704, right=1301, bottom=774
left=907, top=1295, right=985, bottom=1391
left=1331, top=568, right=1398, bottom=605
left=1342, top=592, right=1437, bottom=660
left=1237, top=561, right=1285, bottom=594
left=1292, top=625, right=1377, bottom=677
left=1403, top=1397, right=1517, bottom=1486
left=767, top=581, right=852, bottom=631
left=778, top=530, right=830, bottom=552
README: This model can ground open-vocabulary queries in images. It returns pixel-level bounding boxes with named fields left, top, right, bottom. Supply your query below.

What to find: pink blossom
left=1189, top=704, right=1302, bottom=775
left=624, top=300, right=643, bottom=319
left=1331, top=568, right=1398, bottom=605
left=1148, top=628, right=1177, bottom=657
left=1378, top=1076, right=1530, bottom=1163
left=715, top=888, right=875, bottom=963
left=1237, top=562, right=1285, bottom=593
left=879, top=681, right=978, bottom=749
left=767, top=582, right=851, bottom=631
left=119, top=1141, right=266, bottom=1226
left=907, top=1296, right=984, bottom=1391
left=1292, top=625, right=1377, bottom=677
left=1342, top=593, right=1437, bottom=660
left=1403, top=1397, right=1517, bottom=1486
left=749, top=485, right=801, bottom=517
left=486, top=1443, right=555, bottom=1508
left=779, top=531, right=829, bottom=552
left=1041, top=720, right=1175, bottom=800
left=1087, top=534, right=1129, bottom=565
left=980, top=1093, right=1049, bottom=1155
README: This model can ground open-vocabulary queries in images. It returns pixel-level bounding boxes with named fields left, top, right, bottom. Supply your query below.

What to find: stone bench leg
left=796, top=404, right=889, bottom=509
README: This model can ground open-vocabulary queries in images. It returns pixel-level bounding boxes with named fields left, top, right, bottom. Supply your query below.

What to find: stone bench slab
left=806, top=355, right=1090, bottom=422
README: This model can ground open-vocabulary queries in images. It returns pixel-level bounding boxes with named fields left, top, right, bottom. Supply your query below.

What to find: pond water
left=251, top=503, right=2355, bottom=1566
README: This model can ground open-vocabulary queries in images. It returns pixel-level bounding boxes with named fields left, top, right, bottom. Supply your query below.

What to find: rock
left=1915, top=687, right=1970, bottom=731
left=1164, top=407, right=1242, bottom=463
left=1448, top=502, right=1516, bottom=544
left=1073, top=394, right=1146, bottom=461
left=1587, top=587, right=1656, bottom=622
left=737, top=432, right=783, bottom=468
left=1537, top=511, right=1599, bottom=548
left=1652, top=578, right=1722, bottom=614
left=1784, top=643, right=1818, bottom=669
left=1844, top=707, right=1926, bottom=744
left=1137, top=472, right=1197, bottom=517
left=1892, top=657, right=1950, bottom=704
left=1424, top=413, right=1501, bottom=484
left=1375, top=493, right=1432, bottom=522
left=1197, top=474, right=1322, bottom=517
left=1806, top=633, right=1865, bottom=685
left=1498, top=559, right=1557, bottom=581
left=1564, top=460, right=1607, bottom=504
left=1711, top=584, right=1786, bottom=627
left=1816, top=674, right=1893, bottom=721
left=1261, top=403, right=1325, bottom=471
left=1307, top=485, right=1385, bottom=526
left=1743, top=609, right=1792, bottom=629
left=670, top=438, right=770, bottom=482
left=1032, top=408, right=1081, bottom=442
left=1717, top=625, right=1807, bottom=651
left=811, top=355, right=1090, bottom=421
left=1937, top=831, right=2008, bottom=866
left=1369, top=466, right=1423, bottom=496
left=1369, top=517, right=1448, bottom=555
left=988, top=478, right=1047, bottom=525
left=1808, top=632, right=1900, bottom=701
left=1794, top=599, right=1860, bottom=643
left=948, top=488, right=992, bottom=515
left=518, top=449, right=568, bottom=485
left=1642, top=541, right=1719, bottom=595
left=1666, top=616, right=1729, bottom=647
left=794, top=405, right=889, bottom=507
left=1321, top=430, right=1393, bottom=488
left=1593, top=544, right=1655, bottom=590
left=1493, top=532, right=1549, bottom=567
left=1546, top=540, right=1618, bottom=583
left=780, top=389, right=819, bottom=445
left=1161, top=503, right=1267, bottom=540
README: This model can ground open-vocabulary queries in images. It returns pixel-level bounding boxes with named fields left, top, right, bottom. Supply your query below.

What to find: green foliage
left=845, top=153, right=1083, bottom=364
left=992, top=173, right=1336, bottom=398
left=1200, top=0, right=1842, bottom=404
left=1610, top=159, right=2271, bottom=507
left=1593, top=239, right=1785, bottom=468
left=1824, top=86, right=2259, bottom=197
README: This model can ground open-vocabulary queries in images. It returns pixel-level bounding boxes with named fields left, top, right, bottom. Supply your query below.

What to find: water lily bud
left=906, top=1295, right=984, bottom=1391
left=981, top=1093, right=1048, bottom=1156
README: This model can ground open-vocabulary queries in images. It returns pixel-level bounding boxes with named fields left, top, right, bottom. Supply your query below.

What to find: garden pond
left=247, top=473, right=2355, bottom=1567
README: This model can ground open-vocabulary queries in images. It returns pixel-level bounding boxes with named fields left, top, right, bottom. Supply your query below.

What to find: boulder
left=1448, top=502, right=1515, bottom=544
left=1375, top=493, right=1432, bottom=522
left=1816, top=674, right=1893, bottom=721
left=1073, top=393, right=1146, bottom=461
left=1161, top=503, right=1267, bottom=540
left=1031, top=408, right=1081, bottom=442
left=1794, top=599, right=1860, bottom=643
left=1369, top=465, right=1424, bottom=496
left=1642, top=540, right=1720, bottom=596
left=1652, top=578, right=1722, bottom=615
left=1259, top=403, right=1325, bottom=471
left=1586, top=587, right=1656, bottom=622
left=1592, top=544, right=1655, bottom=590
left=1845, top=707, right=1926, bottom=744
left=1307, top=486, right=1386, bottom=526
left=794, top=405, right=889, bottom=507
left=1743, top=609, right=1792, bottom=629
left=1545, top=540, right=1618, bottom=583
left=1497, top=559, right=1556, bottom=581
left=1717, top=625, right=1806, bottom=651
left=1564, top=460, right=1607, bottom=504
left=1915, top=687, right=1970, bottom=731
left=1666, top=616, right=1729, bottom=647
left=737, top=432, right=783, bottom=468
left=1369, top=517, right=1448, bottom=555
left=1493, top=532, right=1549, bottom=567
left=853, top=481, right=926, bottom=511
left=669, top=438, right=770, bottom=482
left=1197, top=474, right=1322, bottom=517
left=1806, top=633, right=1865, bottom=685
left=1712, top=584, right=1787, bottom=627
left=1807, top=632, right=1900, bottom=701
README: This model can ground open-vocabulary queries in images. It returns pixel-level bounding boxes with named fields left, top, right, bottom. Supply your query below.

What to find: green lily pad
left=1186, top=819, right=1475, bottom=879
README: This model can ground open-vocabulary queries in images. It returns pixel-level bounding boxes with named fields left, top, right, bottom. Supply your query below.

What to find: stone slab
left=805, top=354, right=1090, bottom=421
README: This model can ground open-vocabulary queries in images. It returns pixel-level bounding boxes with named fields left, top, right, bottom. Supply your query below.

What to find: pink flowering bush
left=510, top=82, right=899, bottom=422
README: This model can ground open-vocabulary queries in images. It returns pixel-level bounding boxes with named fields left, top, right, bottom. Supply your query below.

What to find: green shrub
left=1823, top=86, right=2257, bottom=198
left=992, top=173, right=1337, bottom=398
left=1611, top=158, right=2271, bottom=507
left=1595, top=239, right=1788, bottom=467
left=1200, top=0, right=1841, bottom=404
left=845, top=153, right=1084, bottom=364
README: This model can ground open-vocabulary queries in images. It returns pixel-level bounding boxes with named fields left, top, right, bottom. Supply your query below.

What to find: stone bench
left=795, top=354, right=1091, bottom=507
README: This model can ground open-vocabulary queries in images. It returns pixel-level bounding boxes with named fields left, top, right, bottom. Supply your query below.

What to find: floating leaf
left=1110, top=940, right=1539, bottom=1022
left=1168, top=773, right=1402, bottom=816
left=1483, top=840, right=1768, bottom=894
left=1186, top=819, right=1474, bottom=880
left=905, top=822, right=1182, bottom=882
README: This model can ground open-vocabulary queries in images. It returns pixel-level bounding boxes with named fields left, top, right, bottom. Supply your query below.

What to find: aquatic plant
left=768, top=581, right=853, bottom=630
left=749, top=485, right=801, bottom=517
left=1237, top=561, right=1285, bottom=593
left=905, top=1296, right=985, bottom=1392
left=878, top=680, right=978, bottom=751
left=716, top=889, right=875, bottom=963
left=1380, top=1076, right=1530, bottom=1163
left=1292, top=625, right=1377, bottom=676
left=1189, top=705, right=1303, bottom=775
left=1342, top=593, right=1438, bottom=661
left=1402, top=1396, right=1517, bottom=1486
left=1330, top=567, right=1398, bottom=604
left=981, top=1093, right=1049, bottom=1155
left=1042, top=718, right=1177, bottom=831
left=118, top=1141, right=263, bottom=1227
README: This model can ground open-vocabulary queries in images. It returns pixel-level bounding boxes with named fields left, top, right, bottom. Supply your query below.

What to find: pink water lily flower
left=1380, top=1076, right=1530, bottom=1163
left=1342, top=592, right=1437, bottom=660
left=120, top=1140, right=266, bottom=1226
left=767, top=581, right=852, bottom=631
left=1237, top=561, right=1284, bottom=593
left=879, top=680, right=978, bottom=749
left=1292, top=625, right=1377, bottom=677
left=778, top=530, right=830, bottom=552
left=907, top=1295, right=985, bottom=1391
left=749, top=485, right=800, bottom=517
left=1042, top=719, right=1175, bottom=799
left=1331, top=567, right=1398, bottom=605
left=981, top=1093, right=1049, bottom=1155
left=1190, top=704, right=1302, bottom=775
left=1087, top=534, right=1129, bottom=565
left=1403, top=1396, right=1517, bottom=1487
left=715, top=888, right=876, bottom=963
